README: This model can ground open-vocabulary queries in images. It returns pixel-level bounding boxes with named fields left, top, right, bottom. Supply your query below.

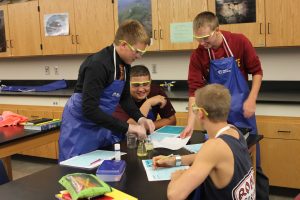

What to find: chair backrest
left=0, top=161, right=9, bottom=185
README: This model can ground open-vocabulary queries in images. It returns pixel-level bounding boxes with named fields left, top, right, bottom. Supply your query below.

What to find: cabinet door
left=260, top=138, right=300, bottom=189
left=0, top=5, right=11, bottom=57
left=158, top=0, right=207, bottom=50
left=114, top=0, right=159, bottom=51
left=175, top=112, right=203, bottom=130
left=39, top=0, right=76, bottom=55
left=74, top=0, right=114, bottom=54
left=17, top=109, right=53, bottom=120
left=8, top=1, right=42, bottom=56
left=207, top=0, right=265, bottom=47
left=265, top=0, right=300, bottom=46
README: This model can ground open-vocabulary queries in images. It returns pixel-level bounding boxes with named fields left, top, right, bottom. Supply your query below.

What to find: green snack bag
left=59, top=173, right=112, bottom=200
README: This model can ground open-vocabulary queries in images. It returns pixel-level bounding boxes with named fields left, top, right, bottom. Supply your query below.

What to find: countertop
left=1, top=88, right=300, bottom=104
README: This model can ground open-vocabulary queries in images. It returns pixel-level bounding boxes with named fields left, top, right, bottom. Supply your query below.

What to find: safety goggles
left=192, top=103, right=209, bottom=116
left=130, top=81, right=151, bottom=88
left=193, top=31, right=215, bottom=42
left=119, top=40, right=147, bottom=56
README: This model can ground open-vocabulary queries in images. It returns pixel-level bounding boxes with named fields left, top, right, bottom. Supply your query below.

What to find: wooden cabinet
left=257, top=115, right=300, bottom=189
left=207, top=0, right=265, bottom=47
left=0, top=5, right=11, bottom=57
left=0, top=104, right=63, bottom=159
left=0, top=1, right=42, bottom=57
left=175, top=112, right=203, bottom=130
left=208, top=0, right=300, bottom=47
left=157, top=0, right=207, bottom=50
left=265, top=0, right=300, bottom=47
left=114, top=0, right=207, bottom=51
left=39, top=0, right=114, bottom=55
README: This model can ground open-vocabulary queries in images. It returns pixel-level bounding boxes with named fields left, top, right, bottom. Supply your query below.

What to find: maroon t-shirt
left=113, top=84, right=176, bottom=122
left=188, top=30, right=263, bottom=96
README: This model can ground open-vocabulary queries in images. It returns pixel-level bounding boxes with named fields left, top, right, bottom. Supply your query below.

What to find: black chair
left=0, top=161, right=9, bottom=185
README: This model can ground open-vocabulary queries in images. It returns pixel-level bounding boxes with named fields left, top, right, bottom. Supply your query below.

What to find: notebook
left=59, top=150, right=126, bottom=169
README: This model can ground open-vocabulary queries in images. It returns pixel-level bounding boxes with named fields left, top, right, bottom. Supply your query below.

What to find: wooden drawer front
left=257, top=119, right=300, bottom=140
left=17, top=110, right=53, bottom=120
left=260, top=138, right=300, bottom=189
left=175, top=112, right=203, bottom=130
left=20, top=141, right=58, bottom=159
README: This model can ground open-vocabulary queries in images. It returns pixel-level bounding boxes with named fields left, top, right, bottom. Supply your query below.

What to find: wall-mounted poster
left=118, top=0, right=152, bottom=38
left=0, top=10, right=7, bottom=52
left=44, top=13, right=69, bottom=36
left=216, top=0, right=256, bottom=24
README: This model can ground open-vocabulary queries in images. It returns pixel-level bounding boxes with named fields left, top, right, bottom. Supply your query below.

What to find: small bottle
left=114, top=143, right=121, bottom=161
left=137, top=140, right=147, bottom=157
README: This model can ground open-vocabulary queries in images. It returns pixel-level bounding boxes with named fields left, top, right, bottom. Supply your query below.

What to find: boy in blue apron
left=59, top=20, right=155, bottom=162
left=113, top=65, right=176, bottom=130
left=181, top=11, right=268, bottom=199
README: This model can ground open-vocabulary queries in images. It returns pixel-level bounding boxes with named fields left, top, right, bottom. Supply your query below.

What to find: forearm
left=154, top=115, right=176, bottom=129
left=139, top=100, right=152, bottom=117
left=187, top=97, right=196, bottom=127
left=127, top=118, right=138, bottom=125
left=248, top=74, right=262, bottom=101
left=181, top=154, right=196, bottom=166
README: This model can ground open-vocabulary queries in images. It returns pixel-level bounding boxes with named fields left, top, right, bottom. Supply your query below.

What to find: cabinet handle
left=267, top=23, right=271, bottom=34
left=277, top=130, right=291, bottom=134
left=76, top=35, right=79, bottom=44
left=159, top=29, right=163, bottom=39
left=259, top=23, right=263, bottom=34
left=153, top=30, right=157, bottom=40
left=6, top=40, right=9, bottom=48
left=10, top=40, right=13, bottom=48
left=31, top=115, right=39, bottom=118
left=71, top=35, right=75, bottom=44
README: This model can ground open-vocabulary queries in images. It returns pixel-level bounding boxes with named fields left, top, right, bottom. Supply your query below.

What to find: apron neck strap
left=207, top=34, right=234, bottom=60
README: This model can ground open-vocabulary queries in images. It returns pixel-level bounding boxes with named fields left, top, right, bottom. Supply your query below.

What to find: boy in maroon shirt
left=113, top=65, right=176, bottom=130
left=181, top=11, right=263, bottom=137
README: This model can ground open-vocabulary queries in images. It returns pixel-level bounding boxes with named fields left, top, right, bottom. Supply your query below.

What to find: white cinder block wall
left=0, top=47, right=300, bottom=81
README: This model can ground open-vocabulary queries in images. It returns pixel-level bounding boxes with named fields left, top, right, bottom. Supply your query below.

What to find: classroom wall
left=0, top=47, right=299, bottom=81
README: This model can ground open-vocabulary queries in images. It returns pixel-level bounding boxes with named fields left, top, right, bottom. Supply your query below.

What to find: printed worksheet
left=152, top=136, right=191, bottom=150
left=142, top=159, right=189, bottom=181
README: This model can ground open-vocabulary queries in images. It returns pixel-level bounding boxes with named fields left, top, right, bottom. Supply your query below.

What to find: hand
left=152, top=155, right=176, bottom=169
left=243, top=98, right=256, bottom=118
left=147, top=95, right=167, bottom=108
left=138, top=117, right=155, bottom=133
left=170, top=169, right=186, bottom=181
left=127, top=124, right=147, bottom=140
left=180, top=125, right=193, bottom=138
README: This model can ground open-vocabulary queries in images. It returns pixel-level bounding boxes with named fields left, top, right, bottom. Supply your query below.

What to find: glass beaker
left=137, top=140, right=147, bottom=157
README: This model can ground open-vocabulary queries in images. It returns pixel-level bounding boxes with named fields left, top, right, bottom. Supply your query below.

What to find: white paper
left=59, top=150, right=126, bottom=169
left=44, top=13, right=69, bottom=36
left=152, top=136, right=191, bottom=150
left=142, top=159, right=189, bottom=181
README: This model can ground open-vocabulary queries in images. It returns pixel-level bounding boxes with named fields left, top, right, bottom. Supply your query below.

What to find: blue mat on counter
left=1, top=80, right=67, bottom=92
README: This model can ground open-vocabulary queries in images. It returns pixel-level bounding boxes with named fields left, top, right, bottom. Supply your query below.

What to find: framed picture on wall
left=215, top=0, right=256, bottom=24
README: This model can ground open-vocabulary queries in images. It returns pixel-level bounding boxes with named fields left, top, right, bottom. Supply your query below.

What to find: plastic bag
left=59, top=173, right=111, bottom=200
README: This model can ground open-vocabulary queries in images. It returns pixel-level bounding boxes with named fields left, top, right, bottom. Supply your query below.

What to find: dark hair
left=130, top=65, right=151, bottom=79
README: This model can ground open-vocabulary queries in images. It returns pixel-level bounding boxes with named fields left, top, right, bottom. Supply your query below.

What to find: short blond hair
left=195, top=84, right=231, bottom=122
left=114, top=20, right=150, bottom=46
left=193, top=11, right=219, bottom=32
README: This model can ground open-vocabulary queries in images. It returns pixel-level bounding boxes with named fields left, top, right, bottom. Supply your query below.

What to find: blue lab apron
left=59, top=47, right=125, bottom=162
left=207, top=35, right=260, bottom=166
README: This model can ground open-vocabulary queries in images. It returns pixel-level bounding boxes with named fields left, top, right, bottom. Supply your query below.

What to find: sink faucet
left=160, top=81, right=176, bottom=92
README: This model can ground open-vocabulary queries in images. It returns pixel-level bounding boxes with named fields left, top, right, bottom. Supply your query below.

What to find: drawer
left=260, top=138, right=300, bottom=189
left=257, top=116, right=300, bottom=140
